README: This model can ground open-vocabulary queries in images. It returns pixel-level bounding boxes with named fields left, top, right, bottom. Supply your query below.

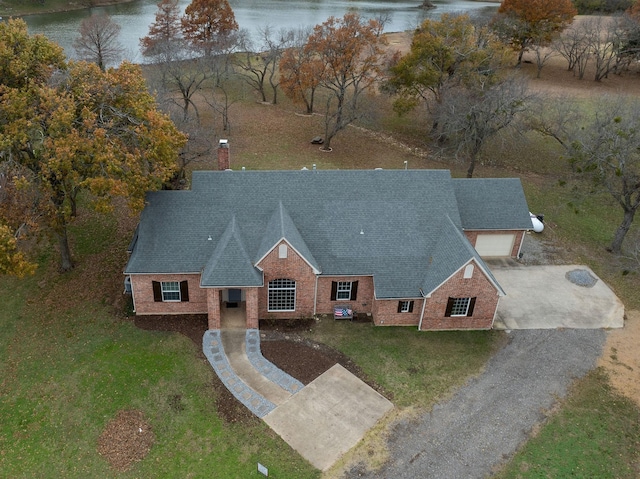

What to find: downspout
left=313, top=274, right=319, bottom=316
left=417, top=288, right=427, bottom=331
left=130, top=276, right=137, bottom=313
left=491, top=291, right=502, bottom=329
left=515, top=230, right=527, bottom=259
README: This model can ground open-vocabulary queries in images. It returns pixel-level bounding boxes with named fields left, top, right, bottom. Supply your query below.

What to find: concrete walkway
left=202, top=306, right=393, bottom=470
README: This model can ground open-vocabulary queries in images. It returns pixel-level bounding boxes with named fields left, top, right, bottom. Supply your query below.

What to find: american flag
left=334, top=308, right=352, bottom=317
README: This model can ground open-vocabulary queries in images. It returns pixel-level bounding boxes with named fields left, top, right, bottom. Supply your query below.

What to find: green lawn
left=303, top=318, right=504, bottom=409
left=495, top=369, right=640, bottom=479
left=0, top=214, right=319, bottom=478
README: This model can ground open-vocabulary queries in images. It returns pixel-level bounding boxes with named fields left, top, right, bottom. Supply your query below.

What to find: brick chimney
left=218, top=139, right=230, bottom=170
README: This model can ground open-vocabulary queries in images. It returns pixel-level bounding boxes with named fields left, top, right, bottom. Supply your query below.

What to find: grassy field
left=495, top=369, right=640, bottom=479
left=1, top=56, right=639, bottom=477
left=0, top=210, right=320, bottom=478
left=303, top=319, right=504, bottom=409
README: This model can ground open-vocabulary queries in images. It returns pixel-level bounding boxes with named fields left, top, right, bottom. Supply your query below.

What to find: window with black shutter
left=180, top=280, right=189, bottom=302
left=445, top=297, right=476, bottom=317
left=152, top=281, right=162, bottom=302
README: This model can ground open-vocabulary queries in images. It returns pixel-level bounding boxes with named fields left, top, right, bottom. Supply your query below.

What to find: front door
left=228, top=288, right=242, bottom=302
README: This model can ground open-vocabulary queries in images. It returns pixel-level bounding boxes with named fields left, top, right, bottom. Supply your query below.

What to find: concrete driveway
left=491, top=264, right=624, bottom=330
left=264, top=364, right=393, bottom=471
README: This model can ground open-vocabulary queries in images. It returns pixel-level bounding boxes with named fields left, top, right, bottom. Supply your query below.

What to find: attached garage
left=474, top=233, right=516, bottom=257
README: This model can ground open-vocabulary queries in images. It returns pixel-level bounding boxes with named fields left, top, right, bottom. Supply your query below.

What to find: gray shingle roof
left=125, top=170, right=530, bottom=298
left=452, top=178, right=533, bottom=230
left=201, top=216, right=263, bottom=287
left=255, top=202, right=320, bottom=272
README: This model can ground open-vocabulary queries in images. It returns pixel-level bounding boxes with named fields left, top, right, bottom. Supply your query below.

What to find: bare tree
left=235, top=27, right=293, bottom=104
left=583, top=16, right=626, bottom=81
left=555, top=22, right=591, bottom=75
left=567, top=96, right=640, bottom=254
left=530, top=43, right=559, bottom=78
left=73, top=13, right=124, bottom=71
left=435, top=74, right=533, bottom=177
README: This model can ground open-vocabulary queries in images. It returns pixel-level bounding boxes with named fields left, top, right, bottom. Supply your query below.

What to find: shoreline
left=1, top=0, right=138, bottom=18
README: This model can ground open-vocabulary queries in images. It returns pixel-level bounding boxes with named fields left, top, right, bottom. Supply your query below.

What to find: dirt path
left=598, top=310, right=640, bottom=408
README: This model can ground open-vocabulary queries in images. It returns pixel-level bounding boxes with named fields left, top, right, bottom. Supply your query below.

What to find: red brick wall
left=246, top=288, right=259, bottom=328
left=256, top=240, right=316, bottom=319
left=464, top=230, right=526, bottom=258
left=207, top=289, right=221, bottom=329
left=131, top=274, right=208, bottom=315
left=420, top=261, right=499, bottom=330
left=372, top=298, right=423, bottom=326
left=316, top=276, right=375, bottom=315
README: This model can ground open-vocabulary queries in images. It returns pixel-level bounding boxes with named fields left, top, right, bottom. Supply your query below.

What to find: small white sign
left=257, top=463, right=268, bottom=477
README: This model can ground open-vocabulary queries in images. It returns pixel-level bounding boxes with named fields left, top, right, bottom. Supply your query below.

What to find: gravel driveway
left=345, top=329, right=605, bottom=479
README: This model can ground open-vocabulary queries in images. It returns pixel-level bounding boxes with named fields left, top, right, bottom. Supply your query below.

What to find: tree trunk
left=56, top=226, right=74, bottom=272
left=609, top=207, right=636, bottom=254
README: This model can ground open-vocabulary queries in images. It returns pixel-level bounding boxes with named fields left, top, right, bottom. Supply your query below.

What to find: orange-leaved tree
left=305, top=13, right=386, bottom=150
left=493, top=0, right=577, bottom=64
left=279, top=27, right=323, bottom=114
left=0, top=20, right=187, bottom=273
left=140, top=0, right=184, bottom=60
left=181, top=0, right=238, bottom=55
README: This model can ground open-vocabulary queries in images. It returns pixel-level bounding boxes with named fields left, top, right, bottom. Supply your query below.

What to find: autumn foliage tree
left=493, top=0, right=577, bottom=64
left=0, top=20, right=186, bottom=274
left=385, top=14, right=511, bottom=115
left=181, top=0, right=238, bottom=55
left=140, top=0, right=184, bottom=59
left=279, top=27, right=322, bottom=114
left=73, top=13, right=124, bottom=71
left=301, top=13, right=386, bottom=150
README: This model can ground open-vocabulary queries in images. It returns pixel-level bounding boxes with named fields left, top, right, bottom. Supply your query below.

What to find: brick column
left=246, top=288, right=259, bottom=329
left=207, top=289, right=221, bottom=329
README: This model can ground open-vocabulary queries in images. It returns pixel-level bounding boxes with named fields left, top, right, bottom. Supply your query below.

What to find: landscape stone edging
left=245, top=329, right=304, bottom=395
left=202, top=330, right=276, bottom=418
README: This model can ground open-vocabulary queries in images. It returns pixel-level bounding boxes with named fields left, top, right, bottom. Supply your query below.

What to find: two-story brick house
left=124, top=169, right=533, bottom=331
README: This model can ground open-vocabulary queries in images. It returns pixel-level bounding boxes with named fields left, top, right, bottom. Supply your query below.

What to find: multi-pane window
left=399, top=300, right=413, bottom=313
left=336, top=281, right=352, bottom=300
left=450, top=297, right=471, bottom=316
left=161, top=281, right=181, bottom=301
left=268, top=278, right=296, bottom=311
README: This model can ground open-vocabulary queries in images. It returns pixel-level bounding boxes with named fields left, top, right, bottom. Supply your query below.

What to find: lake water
left=24, top=0, right=498, bottom=63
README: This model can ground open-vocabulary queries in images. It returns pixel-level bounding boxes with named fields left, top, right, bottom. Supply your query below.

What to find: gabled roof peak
left=201, top=216, right=262, bottom=287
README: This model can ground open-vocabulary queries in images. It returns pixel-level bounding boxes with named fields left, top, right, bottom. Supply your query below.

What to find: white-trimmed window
left=445, top=297, right=476, bottom=317
left=278, top=244, right=288, bottom=258
left=464, top=264, right=474, bottom=279
left=152, top=280, right=189, bottom=303
left=398, top=300, right=414, bottom=313
left=161, top=281, right=181, bottom=301
left=331, top=280, right=358, bottom=301
left=336, top=282, right=352, bottom=300
left=268, top=278, right=296, bottom=311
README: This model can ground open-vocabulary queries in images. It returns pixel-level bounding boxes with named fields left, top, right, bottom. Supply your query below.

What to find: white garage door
left=475, top=234, right=516, bottom=257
